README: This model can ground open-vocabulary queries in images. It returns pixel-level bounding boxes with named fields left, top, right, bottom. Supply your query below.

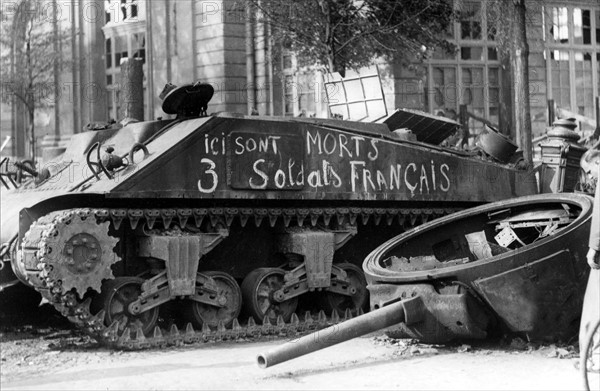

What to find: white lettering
left=390, top=164, right=402, bottom=191
left=308, top=170, right=323, bottom=188
left=376, top=170, right=388, bottom=191
left=339, top=134, right=352, bottom=158
left=323, top=133, right=337, bottom=155
left=404, top=163, right=418, bottom=196
left=274, top=169, right=286, bottom=188
left=350, top=161, right=366, bottom=193
left=307, top=131, right=322, bottom=155
left=249, top=159, right=268, bottom=189
left=440, top=164, right=451, bottom=192
left=198, top=158, right=218, bottom=193
left=234, top=137, right=244, bottom=155
left=420, top=165, right=430, bottom=194
left=368, top=140, right=379, bottom=161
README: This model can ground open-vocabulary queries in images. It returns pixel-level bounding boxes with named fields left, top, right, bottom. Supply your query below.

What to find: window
left=574, top=52, right=594, bottom=116
left=488, top=67, right=500, bottom=126
left=573, top=9, right=592, bottom=45
left=132, top=33, right=145, bottom=63
left=279, top=52, right=324, bottom=117
left=284, top=75, right=295, bottom=116
left=104, top=1, right=147, bottom=120
left=596, top=10, right=600, bottom=45
left=550, top=50, right=571, bottom=109
left=550, top=7, right=569, bottom=44
left=106, top=38, right=112, bottom=68
left=432, top=67, right=457, bottom=113
left=432, top=47, right=456, bottom=60
left=544, top=4, right=600, bottom=133
left=460, top=2, right=482, bottom=40
left=426, top=0, right=500, bottom=140
left=461, top=46, right=483, bottom=61
left=114, top=35, right=128, bottom=67
left=281, top=54, right=295, bottom=116
left=462, top=67, right=485, bottom=130
left=105, top=0, right=141, bottom=23
left=298, top=72, right=316, bottom=116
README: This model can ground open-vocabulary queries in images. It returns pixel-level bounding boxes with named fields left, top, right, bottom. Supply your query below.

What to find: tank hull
left=0, top=113, right=539, bottom=349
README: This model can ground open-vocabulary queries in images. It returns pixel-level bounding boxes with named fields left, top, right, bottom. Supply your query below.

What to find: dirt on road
left=0, top=285, right=594, bottom=391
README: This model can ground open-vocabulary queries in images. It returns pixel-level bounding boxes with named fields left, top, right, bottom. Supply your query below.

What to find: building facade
left=3, top=0, right=108, bottom=158
left=106, top=0, right=600, bottom=140
left=4, top=0, right=600, bottom=159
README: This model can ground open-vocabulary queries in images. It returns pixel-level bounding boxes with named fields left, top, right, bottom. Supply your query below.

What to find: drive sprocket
left=37, top=209, right=119, bottom=296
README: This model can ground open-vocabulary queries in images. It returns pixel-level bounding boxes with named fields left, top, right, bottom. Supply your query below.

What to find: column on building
left=80, top=0, right=108, bottom=124
left=191, top=0, right=246, bottom=113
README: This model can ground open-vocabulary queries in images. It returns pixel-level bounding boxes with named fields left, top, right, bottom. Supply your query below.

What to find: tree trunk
left=327, top=53, right=335, bottom=74
left=511, top=0, right=533, bottom=166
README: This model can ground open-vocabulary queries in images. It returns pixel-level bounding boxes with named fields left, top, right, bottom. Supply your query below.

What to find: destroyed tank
left=257, top=192, right=594, bottom=368
left=0, top=83, right=538, bottom=349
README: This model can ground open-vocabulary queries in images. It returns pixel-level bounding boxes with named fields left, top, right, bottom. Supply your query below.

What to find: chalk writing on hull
left=197, top=130, right=452, bottom=196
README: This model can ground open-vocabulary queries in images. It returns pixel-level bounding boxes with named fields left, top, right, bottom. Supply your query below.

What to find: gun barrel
left=257, top=298, right=414, bottom=369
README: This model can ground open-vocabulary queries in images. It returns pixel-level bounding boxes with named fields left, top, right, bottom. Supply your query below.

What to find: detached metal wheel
left=184, top=271, right=242, bottom=329
left=241, top=268, right=298, bottom=323
left=582, top=319, right=600, bottom=391
left=321, top=263, right=368, bottom=316
left=97, top=277, right=159, bottom=336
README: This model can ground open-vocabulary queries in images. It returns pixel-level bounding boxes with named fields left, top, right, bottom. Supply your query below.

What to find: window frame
left=426, top=0, right=501, bottom=132
left=280, top=51, right=326, bottom=117
left=543, top=3, right=600, bottom=120
left=103, top=21, right=147, bottom=121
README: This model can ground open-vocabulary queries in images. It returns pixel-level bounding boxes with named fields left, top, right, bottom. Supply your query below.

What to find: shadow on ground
left=0, top=284, right=74, bottom=342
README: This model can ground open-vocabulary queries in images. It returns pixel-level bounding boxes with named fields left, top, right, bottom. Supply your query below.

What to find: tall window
left=103, top=1, right=147, bottom=121
left=282, top=53, right=295, bottom=116
left=426, top=1, right=500, bottom=138
left=544, top=4, right=600, bottom=132
left=280, top=52, right=323, bottom=117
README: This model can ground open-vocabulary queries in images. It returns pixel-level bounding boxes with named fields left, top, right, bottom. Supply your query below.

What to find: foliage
left=241, top=0, right=455, bottom=73
left=0, top=0, right=71, bottom=110
left=0, top=0, right=71, bottom=158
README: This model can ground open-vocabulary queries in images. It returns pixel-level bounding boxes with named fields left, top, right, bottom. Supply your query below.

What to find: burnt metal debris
left=258, top=193, right=594, bottom=367
left=0, top=81, right=589, bottom=352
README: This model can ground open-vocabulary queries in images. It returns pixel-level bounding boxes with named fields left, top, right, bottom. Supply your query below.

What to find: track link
left=21, top=206, right=458, bottom=350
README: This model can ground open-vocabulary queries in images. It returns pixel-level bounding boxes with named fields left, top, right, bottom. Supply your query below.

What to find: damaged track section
left=16, top=206, right=447, bottom=350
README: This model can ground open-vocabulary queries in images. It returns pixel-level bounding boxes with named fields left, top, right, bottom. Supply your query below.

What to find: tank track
left=21, top=205, right=459, bottom=350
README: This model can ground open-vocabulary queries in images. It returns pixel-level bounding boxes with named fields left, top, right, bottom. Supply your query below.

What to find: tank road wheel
left=184, top=271, right=242, bottom=329
left=321, top=263, right=368, bottom=316
left=97, top=277, right=159, bottom=336
left=241, top=268, right=298, bottom=324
